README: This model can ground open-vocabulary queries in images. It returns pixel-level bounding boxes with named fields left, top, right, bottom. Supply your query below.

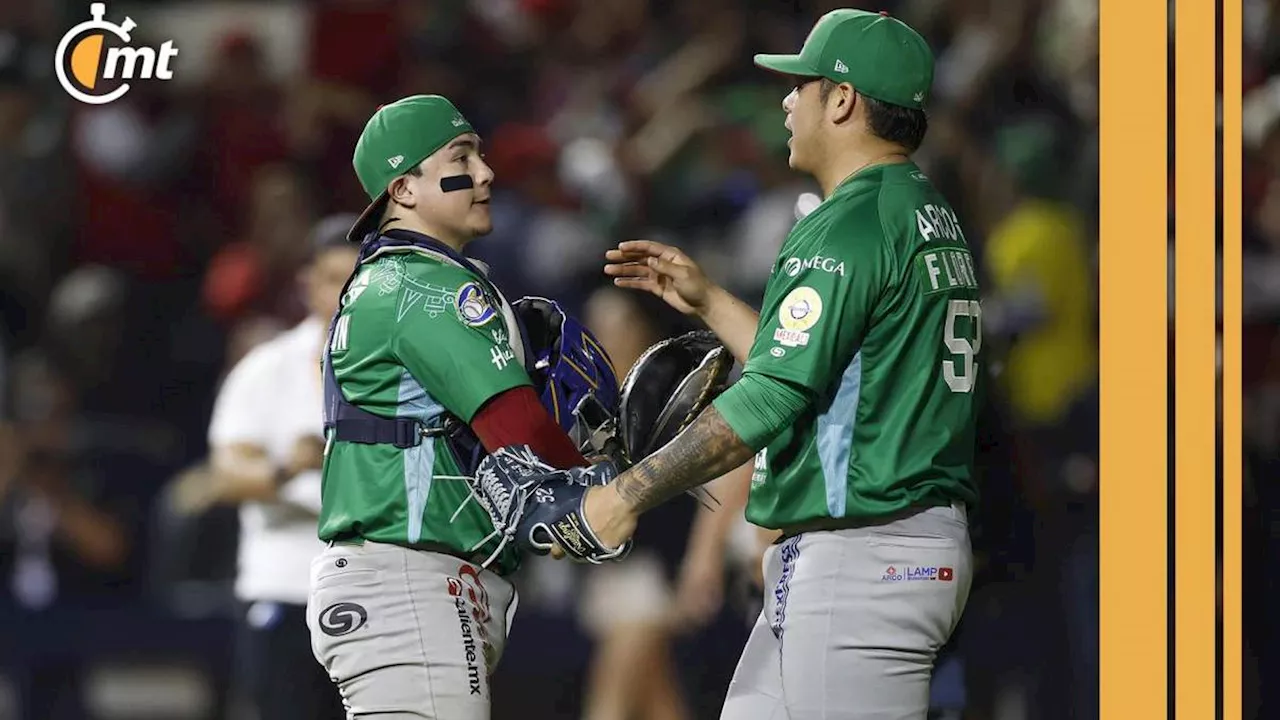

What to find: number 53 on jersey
left=943, top=299, right=981, bottom=394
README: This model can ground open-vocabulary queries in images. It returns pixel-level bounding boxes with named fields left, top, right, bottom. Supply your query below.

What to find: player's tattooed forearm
left=614, top=407, right=754, bottom=514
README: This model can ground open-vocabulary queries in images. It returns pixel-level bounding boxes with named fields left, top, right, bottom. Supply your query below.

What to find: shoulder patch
left=455, top=282, right=498, bottom=327
left=778, top=286, right=823, bottom=332
left=773, top=286, right=823, bottom=348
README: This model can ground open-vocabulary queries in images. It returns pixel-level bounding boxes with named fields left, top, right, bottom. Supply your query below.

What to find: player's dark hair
left=863, top=95, right=927, bottom=153
left=819, top=79, right=928, bottom=153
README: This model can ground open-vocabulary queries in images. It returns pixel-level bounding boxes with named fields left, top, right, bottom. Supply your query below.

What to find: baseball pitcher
left=464, top=10, right=981, bottom=720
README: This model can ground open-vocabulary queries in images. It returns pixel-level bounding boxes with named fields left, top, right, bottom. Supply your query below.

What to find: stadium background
left=0, top=0, right=1270, bottom=718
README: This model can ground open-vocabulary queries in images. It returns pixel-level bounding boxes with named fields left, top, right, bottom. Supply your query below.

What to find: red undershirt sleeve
left=470, top=386, right=588, bottom=470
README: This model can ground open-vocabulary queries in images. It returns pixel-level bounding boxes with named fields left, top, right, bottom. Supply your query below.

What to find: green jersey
left=318, top=247, right=530, bottom=574
left=740, top=162, right=981, bottom=529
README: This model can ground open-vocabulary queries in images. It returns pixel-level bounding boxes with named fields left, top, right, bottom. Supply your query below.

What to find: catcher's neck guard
left=514, top=296, right=621, bottom=458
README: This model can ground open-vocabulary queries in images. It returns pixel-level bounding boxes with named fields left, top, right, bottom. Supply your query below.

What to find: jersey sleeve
left=208, top=345, right=275, bottom=447
left=742, top=205, right=894, bottom=394
left=391, top=265, right=532, bottom=423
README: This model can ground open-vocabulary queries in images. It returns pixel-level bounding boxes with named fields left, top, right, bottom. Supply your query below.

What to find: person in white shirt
left=206, top=214, right=358, bottom=720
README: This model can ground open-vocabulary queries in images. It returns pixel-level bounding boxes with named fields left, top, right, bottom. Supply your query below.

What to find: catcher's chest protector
left=322, top=230, right=533, bottom=470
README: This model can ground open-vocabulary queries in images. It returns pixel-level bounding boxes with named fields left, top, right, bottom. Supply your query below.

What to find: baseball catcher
left=306, top=93, right=734, bottom=720
left=308, top=96, right=630, bottom=720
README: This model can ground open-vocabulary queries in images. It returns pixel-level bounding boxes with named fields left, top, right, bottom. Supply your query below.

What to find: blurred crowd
left=0, top=0, right=1115, bottom=718
left=1242, top=1, right=1280, bottom=717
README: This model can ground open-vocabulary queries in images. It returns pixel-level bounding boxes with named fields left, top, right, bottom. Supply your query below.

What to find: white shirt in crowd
left=207, top=317, right=327, bottom=605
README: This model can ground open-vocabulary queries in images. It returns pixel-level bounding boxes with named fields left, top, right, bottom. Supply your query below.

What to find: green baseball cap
left=754, top=9, right=934, bottom=110
left=347, top=94, right=476, bottom=242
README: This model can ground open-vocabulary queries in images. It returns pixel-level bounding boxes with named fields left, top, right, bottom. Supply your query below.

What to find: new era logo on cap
left=452, top=114, right=466, bottom=127
left=913, top=91, right=925, bottom=103
left=834, top=59, right=849, bottom=73
left=387, top=155, right=404, bottom=168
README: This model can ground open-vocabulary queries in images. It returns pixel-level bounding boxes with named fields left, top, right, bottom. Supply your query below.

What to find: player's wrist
left=596, top=482, right=633, bottom=520
left=586, top=483, right=638, bottom=548
left=696, top=284, right=731, bottom=320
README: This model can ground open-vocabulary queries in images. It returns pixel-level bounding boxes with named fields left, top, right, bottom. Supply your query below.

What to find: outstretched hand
left=604, top=240, right=713, bottom=317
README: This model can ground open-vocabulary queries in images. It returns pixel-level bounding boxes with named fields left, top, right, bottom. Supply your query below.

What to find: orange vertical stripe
left=1099, top=0, right=1169, bottom=718
left=1174, top=0, right=1218, bottom=716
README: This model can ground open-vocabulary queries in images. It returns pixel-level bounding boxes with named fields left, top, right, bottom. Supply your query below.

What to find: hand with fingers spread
left=605, top=240, right=761, bottom=364
left=604, top=240, right=715, bottom=316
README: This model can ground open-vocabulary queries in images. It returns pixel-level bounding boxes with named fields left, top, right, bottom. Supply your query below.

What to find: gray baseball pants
left=306, top=541, right=517, bottom=720
left=721, top=502, right=973, bottom=720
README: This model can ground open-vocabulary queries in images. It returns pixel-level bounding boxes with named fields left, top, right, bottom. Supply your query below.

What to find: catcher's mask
left=514, top=297, right=620, bottom=456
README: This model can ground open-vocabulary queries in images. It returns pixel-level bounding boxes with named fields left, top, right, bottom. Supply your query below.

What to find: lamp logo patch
left=773, top=286, right=823, bottom=348
left=881, top=566, right=956, bottom=583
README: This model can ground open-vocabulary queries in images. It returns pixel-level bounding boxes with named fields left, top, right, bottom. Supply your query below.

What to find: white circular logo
left=783, top=257, right=802, bottom=277
left=770, top=347, right=786, bottom=358
left=778, top=287, right=823, bottom=332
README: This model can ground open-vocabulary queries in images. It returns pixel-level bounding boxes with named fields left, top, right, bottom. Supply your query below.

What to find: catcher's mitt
left=617, top=330, right=734, bottom=464
left=462, top=445, right=629, bottom=567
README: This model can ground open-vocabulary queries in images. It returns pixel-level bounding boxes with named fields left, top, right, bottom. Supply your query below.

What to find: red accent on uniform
left=879, top=10, right=890, bottom=16
left=471, top=386, right=588, bottom=469
left=939, top=567, right=954, bottom=582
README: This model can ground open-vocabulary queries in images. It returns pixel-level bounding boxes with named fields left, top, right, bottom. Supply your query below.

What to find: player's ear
left=387, top=174, right=417, bottom=209
left=830, top=83, right=857, bottom=125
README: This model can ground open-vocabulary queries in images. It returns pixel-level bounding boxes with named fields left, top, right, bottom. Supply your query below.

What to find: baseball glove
left=464, top=445, right=630, bottom=566
left=617, top=330, right=734, bottom=463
